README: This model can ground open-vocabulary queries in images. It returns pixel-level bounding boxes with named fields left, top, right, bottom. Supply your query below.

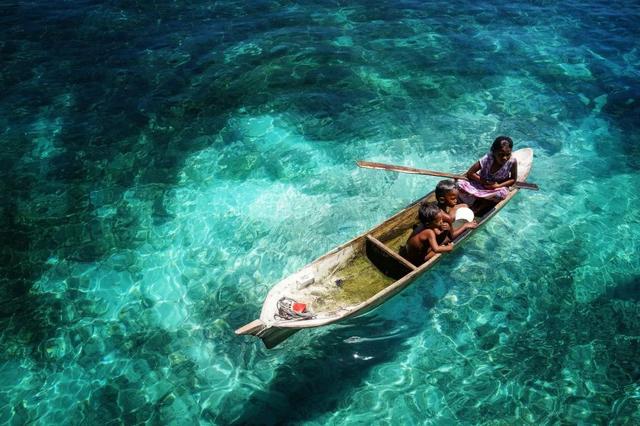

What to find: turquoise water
left=1, top=0, right=639, bottom=424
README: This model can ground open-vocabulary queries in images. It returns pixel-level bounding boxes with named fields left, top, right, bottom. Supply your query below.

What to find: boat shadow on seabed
left=228, top=287, right=444, bottom=425
left=233, top=317, right=414, bottom=425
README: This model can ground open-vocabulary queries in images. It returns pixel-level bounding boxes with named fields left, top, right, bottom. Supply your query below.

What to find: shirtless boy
left=401, top=201, right=477, bottom=266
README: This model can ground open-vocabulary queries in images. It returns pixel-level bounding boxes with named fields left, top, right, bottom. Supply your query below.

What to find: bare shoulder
left=417, top=228, right=436, bottom=240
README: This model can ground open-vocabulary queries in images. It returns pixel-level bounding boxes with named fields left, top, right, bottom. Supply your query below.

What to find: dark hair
left=418, top=202, right=441, bottom=225
left=435, top=179, right=457, bottom=200
left=491, top=136, right=513, bottom=153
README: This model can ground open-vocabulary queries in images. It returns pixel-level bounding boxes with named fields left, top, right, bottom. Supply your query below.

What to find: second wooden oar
left=356, top=160, right=539, bottom=190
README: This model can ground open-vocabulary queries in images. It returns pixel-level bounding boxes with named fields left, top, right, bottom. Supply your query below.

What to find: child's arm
left=465, top=161, right=482, bottom=184
left=450, top=221, right=478, bottom=239
left=466, top=161, right=500, bottom=188
left=491, top=161, right=518, bottom=189
left=425, top=230, right=453, bottom=254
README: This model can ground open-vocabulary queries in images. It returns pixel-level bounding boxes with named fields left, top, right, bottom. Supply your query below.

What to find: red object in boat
left=292, top=302, right=306, bottom=313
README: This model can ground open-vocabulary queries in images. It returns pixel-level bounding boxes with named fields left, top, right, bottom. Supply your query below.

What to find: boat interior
left=366, top=195, right=496, bottom=279
left=287, top=193, right=499, bottom=316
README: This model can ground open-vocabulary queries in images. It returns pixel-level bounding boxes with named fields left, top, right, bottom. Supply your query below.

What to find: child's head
left=490, top=135, right=513, bottom=166
left=418, top=202, right=442, bottom=227
left=435, top=180, right=459, bottom=208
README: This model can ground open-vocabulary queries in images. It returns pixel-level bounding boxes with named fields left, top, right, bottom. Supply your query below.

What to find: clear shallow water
left=1, top=0, right=639, bottom=424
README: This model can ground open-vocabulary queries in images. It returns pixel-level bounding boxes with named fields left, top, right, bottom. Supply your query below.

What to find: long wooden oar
left=356, top=160, right=539, bottom=190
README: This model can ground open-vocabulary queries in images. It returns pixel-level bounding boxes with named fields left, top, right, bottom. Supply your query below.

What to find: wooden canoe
left=235, top=148, right=534, bottom=348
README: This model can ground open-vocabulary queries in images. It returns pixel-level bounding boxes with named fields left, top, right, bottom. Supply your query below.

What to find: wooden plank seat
left=365, top=234, right=417, bottom=280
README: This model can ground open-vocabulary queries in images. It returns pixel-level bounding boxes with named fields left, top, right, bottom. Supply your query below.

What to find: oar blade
left=514, top=181, right=539, bottom=190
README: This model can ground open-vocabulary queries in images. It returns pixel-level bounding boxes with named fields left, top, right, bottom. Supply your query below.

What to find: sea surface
left=1, top=0, right=639, bottom=424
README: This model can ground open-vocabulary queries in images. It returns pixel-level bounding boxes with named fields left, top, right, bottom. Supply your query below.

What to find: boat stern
left=235, top=319, right=300, bottom=349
